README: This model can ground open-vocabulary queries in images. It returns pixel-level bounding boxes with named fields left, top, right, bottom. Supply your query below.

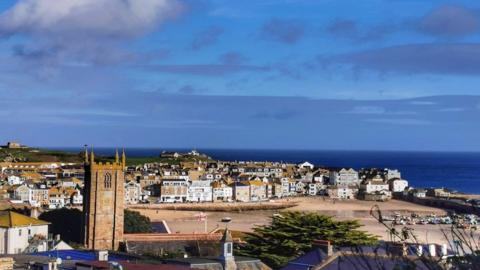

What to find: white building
left=329, top=168, right=359, bottom=186
left=125, top=181, right=142, bottom=205
left=0, top=211, right=49, bottom=254
left=30, top=187, right=49, bottom=208
left=389, top=178, right=409, bottom=193
left=411, top=189, right=427, bottom=198
left=7, top=175, right=23, bottom=186
left=360, top=175, right=389, bottom=194
left=14, top=184, right=31, bottom=202
left=308, top=183, right=318, bottom=196
left=385, top=169, right=401, bottom=180
left=313, top=172, right=325, bottom=183
left=212, top=182, right=233, bottom=202
left=187, top=180, right=213, bottom=202
left=279, top=178, right=293, bottom=197
left=327, top=186, right=357, bottom=199
left=48, top=191, right=65, bottom=209
left=159, top=179, right=189, bottom=203
left=298, top=162, right=314, bottom=170
left=71, top=189, right=83, bottom=205
left=295, top=181, right=306, bottom=194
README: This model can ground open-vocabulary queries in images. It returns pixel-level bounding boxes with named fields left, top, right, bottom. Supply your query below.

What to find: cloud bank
left=331, top=43, right=480, bottom=75
left=417, top=5, right=479, bottom=37
left=0, top=0, right=184, bottom=39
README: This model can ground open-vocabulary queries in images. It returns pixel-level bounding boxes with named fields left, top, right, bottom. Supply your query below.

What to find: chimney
left=30, top=208, right=39, bottom=219
left=441, top=244, right=448, bottom=257
left=96, top=250, right=109, bottom=261
left=428, top=244, right=436, bottom=257
left=313, top=240, right=333, bottom=257
left=416, top=245, right=423, bottom=256
left=388, top=242, right=407, bottom=257
left=55, top=234, right=61, bottom=242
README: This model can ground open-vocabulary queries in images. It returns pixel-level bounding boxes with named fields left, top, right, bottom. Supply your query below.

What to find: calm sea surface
left=53, top=148, right=480, bottom=194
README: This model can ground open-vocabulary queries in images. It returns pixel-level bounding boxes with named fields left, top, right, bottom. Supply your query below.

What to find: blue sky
left=0, top=0, right=480, bottom=151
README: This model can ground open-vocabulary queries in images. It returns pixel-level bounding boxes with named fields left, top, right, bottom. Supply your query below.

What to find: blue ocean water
left=53, top=147, right=480, bottom=194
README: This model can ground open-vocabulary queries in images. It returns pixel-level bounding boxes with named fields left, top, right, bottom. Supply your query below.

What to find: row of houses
left=154, top=175, right=410, bottom=203
left=0, top=154, right=413, bottom=207
left=9, top=180, right=148, bottom=208
left=158, top=177, right=301, bottom=203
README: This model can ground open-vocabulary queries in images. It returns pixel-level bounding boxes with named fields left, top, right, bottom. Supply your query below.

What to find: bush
left=124, top=209, right=153, bottom=233
left=39, top=208, right=83, bottom=244
left=39, top=208, right=153, bottom=244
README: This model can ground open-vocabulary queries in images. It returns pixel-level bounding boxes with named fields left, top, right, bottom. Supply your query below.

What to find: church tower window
left=104, top=173, right=112, bottom=189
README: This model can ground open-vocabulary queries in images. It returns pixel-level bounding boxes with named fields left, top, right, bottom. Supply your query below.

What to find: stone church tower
left=83, top=147, right=126, bottom=250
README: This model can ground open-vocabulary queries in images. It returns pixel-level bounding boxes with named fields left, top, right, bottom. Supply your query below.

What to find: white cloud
left=365, top=118, right=432, bottom=125
left=438, top=107, right=465, bottom=112
left=347, top=106, right=385, bottom=114
left=0, top=0, right=184, bottom=39
left=409, top=101, right=436, bottom=105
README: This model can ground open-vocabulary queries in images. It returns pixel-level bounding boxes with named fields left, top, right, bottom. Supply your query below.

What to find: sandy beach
left=131, top=197, right=466, bottom=245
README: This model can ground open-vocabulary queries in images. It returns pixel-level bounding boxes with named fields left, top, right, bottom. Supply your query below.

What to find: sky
left=0, top=0, right=480, bottom=151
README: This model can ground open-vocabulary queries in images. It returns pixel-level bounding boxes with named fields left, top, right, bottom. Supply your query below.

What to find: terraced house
left=159, top=179, right=188, bottom=203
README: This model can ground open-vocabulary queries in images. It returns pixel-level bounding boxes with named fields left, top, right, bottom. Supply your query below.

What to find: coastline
left=132, top=197, right=462, bottom=244
left=53, top=147, right=480, bottom=194
left=128, top=200, right=297, bottom=212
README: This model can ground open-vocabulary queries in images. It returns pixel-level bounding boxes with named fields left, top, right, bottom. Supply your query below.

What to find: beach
left=130, top=197, right=462, bottom=244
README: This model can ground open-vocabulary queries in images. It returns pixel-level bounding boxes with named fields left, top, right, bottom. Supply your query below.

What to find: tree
left=39, top=209, right=153, bottom=244
left=39, top=208, right=83, bottom=244
left=124, top=209, right=153, bottom=233
left=236, top=211, right=378, bottom=269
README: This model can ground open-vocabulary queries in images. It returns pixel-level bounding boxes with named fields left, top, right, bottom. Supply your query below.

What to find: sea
left=53, top=148, right=480, bottom=194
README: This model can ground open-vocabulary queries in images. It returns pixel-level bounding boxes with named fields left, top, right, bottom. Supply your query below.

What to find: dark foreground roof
left=31, top=250, right=138, bottom=261
left=281, top=243, right=449, bottom=270
left=76, top=261, right=198, bottom=270
left=167, top=256, right=271, bottom=270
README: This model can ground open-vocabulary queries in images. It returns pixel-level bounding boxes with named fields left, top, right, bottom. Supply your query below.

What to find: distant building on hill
left=2, top=141, right=26, bottom=149
left=161, top=151, right=182, bottom=158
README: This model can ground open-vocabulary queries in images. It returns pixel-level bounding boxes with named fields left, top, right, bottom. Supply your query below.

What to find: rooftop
left=76, top=261, right=197, bottom=270
left=0, top=211, right=49, bottom=228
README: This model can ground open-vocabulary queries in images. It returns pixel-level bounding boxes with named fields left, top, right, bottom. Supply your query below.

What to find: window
left=19, top=229, right=22, bottom=236
left=104, top=173, right=112, bottom=189
left=227, top=243, right=232, bottom=254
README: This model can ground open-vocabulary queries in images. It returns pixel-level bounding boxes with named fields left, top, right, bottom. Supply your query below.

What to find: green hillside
left=0, top=148, right=83, bottom=163
left=0, top=147, right=213, bottom=166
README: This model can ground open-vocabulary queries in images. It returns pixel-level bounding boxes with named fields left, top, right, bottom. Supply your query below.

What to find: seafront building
left=329, top=168, right=359, bottom=186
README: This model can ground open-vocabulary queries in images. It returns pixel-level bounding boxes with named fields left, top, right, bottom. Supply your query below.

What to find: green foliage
left=448, top=250, right=480, bottom=269
left=0, top=147, right=82, bottom=163
left=236, top=211, right=378, bottom=269
left=39, top=208, right=84, bottom=244
left=124, top=209, right=153, bottom=233
left=39, top=209, right=153, bottom=244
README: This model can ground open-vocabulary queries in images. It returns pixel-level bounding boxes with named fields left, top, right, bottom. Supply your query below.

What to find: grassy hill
left=0, top=148, right=83, bottom=163
left=0, top=147, right=214, bottom=166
